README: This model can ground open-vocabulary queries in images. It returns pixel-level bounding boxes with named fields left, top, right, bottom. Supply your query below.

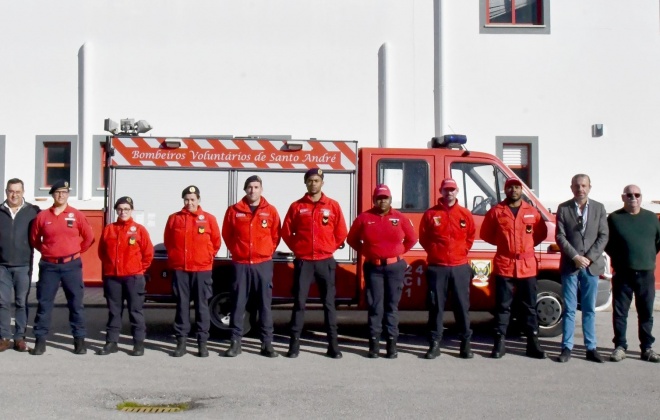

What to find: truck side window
left=377, top=159, right=429, bottom=212
left=450, top=162, right=507, bottom=216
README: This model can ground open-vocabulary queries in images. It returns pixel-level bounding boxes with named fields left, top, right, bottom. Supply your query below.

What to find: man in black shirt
left=606, top=184, right=660, bottom=363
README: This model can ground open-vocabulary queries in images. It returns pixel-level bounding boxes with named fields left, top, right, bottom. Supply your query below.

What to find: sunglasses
left=625, top=193, right=641, bottom=199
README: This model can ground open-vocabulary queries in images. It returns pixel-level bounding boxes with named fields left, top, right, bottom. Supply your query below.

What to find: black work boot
left=130, top=341, right=145, bottom=357
left=73, top=337, right=87, bottom=355
left=224, top=339, right=241, bottom=357
left=526, top=334, right=547, bottom=359
left=424, top=340, right=441, bottom=359
left=96, top=341, right=118, bottom=355
left=171, top=337, right=186, bottom=357
left=286, top=337, right=300, bottom=358
left=260, top=342, right=279, bottom=358
left=459, top=338, right=474, bottom=359
left=198, top=341, right=209, bottom=358
left=490, top=334, right=506, bottom=359
left=368, top=337, right=380, bottom=359
left=29, top=337, right=47, bottom=356
left=326, top=337, right=342, bottom=359
left=385, top=337, right=398, bottom=359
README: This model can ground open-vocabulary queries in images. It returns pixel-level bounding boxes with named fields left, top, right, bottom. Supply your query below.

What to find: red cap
left=440, top=178, right=458, bottom=190
left=504, top=178, right=523, bottom=189
left=373, top=184, right=391, bottom=198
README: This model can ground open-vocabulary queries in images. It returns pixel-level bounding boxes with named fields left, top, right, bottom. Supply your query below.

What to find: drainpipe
left=434, top=0, right=445, bottom=137
left=78, top=42, right=93, bottom=200
left=378, top=43, right=389, bottom=148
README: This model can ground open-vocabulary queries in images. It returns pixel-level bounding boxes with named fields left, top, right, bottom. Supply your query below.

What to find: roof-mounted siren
left=432, top=134, right=467, bottom=149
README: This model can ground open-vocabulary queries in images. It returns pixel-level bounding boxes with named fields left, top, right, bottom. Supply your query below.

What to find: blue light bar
left=431, top=134, right=467, bottom=148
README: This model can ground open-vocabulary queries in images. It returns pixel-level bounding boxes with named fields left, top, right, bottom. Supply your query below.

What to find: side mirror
left=473, top=196, right=484, bottom=208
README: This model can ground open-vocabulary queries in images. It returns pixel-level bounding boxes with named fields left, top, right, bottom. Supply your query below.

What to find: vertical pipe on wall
left=78, top=42, right=93, bottom=200
left=378, top=43, right=389, bottom=148
left=434, top=0, right=445, bottom=137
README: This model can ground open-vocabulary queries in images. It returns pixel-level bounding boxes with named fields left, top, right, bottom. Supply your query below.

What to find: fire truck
left=92, top=134, right=612, bottom=338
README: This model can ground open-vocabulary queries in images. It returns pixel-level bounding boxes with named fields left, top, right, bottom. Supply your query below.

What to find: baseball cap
left=504, top=178, right=523, bottom=189
left=440, top=178, right=458, bottom=190
left=372, top=184, right=391, bottom=198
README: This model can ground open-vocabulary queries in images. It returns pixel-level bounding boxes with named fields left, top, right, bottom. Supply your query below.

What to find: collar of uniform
left=437, top=199, right=458, bottom=211
left=181, top=205, right=203, bottom=216
left=236, top=195, right=268, bottom=212
left=303, top=192, right=326, bottom=204
left=115, top=217, right=134, bottom=226
left=50, top=204, right=71, bottom=214
left=368, top=206, right=394, bottom=217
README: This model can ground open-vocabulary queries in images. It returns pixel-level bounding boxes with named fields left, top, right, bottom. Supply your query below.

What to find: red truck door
left=360, top=149, right=435, bottom=309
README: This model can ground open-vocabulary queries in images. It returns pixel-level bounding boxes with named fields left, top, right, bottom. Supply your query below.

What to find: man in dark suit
left=555, top=174, right=608, bottom=363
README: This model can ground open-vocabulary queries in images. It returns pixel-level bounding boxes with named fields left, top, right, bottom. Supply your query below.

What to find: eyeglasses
left=116, top=208, right=132, bottom=213
left=625, top=193, right=641, bottom=199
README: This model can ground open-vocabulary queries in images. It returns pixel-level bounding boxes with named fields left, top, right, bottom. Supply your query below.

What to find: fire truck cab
left=101, top=135, right=612, bottom=338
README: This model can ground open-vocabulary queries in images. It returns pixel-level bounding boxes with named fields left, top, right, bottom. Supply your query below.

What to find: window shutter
left=502, top=144, right=529, bottom=167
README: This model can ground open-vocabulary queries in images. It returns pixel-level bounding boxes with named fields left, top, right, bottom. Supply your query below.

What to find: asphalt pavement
left=1, top=287, right=659, bottom=419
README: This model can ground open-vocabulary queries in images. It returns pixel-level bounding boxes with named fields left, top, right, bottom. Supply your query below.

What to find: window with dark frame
left=502, top=143, right=531, bottom=187
left=377, top=159, right=429, bottom=212
left=487, top=0, right=544, bottom=25
left=43, top=142, right=71, bottom=187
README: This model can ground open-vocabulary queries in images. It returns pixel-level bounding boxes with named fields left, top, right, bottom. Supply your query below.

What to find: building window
left=502, top=144, right=530, bottom=185
left=44, top=142, right=71, bottom=186
left=480, top=0, right=550, bottom=34
left=34, top=135, right=78, bottom=197
left=92, top=135, right=108, bottom=196
left=377, top=159, right=429, bottom=212
left=496, top=136, right=539, bottom=195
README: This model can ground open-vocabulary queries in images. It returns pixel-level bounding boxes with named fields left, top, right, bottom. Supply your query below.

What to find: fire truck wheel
left=536, top=279, right=563, bottom=338
left=209, top=292, right=252, bottom=337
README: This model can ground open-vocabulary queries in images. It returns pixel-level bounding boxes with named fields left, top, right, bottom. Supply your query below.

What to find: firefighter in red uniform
left=222, top=175, right=281, bottom=358
left=419, top=178, right=475, bottom=359
left=97, top=196, right=154, bottom=357
left=164, top=185, right=221, bottom=358
left=29, top=179, right=94, bottom=355
left=480, top=178, right=548, bottom=359
left=347, top=184, right=417, bottom=359
left=282, top=168, right=348, bottom=359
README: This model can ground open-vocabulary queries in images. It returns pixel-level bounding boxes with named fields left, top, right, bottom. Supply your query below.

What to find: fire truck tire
left=209, top=292, right=252, bottom=337
left=536, top=279, right=563, bottom=338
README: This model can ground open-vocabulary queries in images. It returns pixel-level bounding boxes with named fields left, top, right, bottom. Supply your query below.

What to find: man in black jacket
left=0, top=179, right=40, bottom=352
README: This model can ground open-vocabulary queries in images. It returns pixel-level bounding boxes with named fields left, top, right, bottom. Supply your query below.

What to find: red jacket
left=480, top=200, right=548, bottom=278
left=222, top=196, right=281, bottom=264
left=347, top=207, right=417, bottom=260
left=164, top=206, right=221, bottom=272
left=30, top=205, right=94, bottom=258
left=281, top=193, right=348, bottom=261
left=419, top=200, right=475, bottom=266
left=98, top=218, right=154, bottom=277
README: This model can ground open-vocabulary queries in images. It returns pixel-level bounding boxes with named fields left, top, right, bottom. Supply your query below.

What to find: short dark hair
left=571, top=174, right=591, bottom=186
left=6, top=178, right=24, bottom=190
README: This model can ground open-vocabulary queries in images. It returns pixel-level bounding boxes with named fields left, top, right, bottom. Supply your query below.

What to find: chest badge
left=390, top=218, right=399, bottom=226
left=460, top=219, right=467, bottom=228
left=322, top=209, right=330, bottom=225
left=198, top=215, right=205, bottom=220
left=433, top=216, right=441, bottom=226
left=198, top=226, right=205, bottom=234
left=129, top=236, right=136, bottom=245
left=261, top=219, right=268, bottom=228
left=526, top=225, right=533, bottom=234
left=130, top=226, right=137, bottom=232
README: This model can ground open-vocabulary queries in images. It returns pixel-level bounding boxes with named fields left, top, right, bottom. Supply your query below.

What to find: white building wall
left=442, top=0, right=660, bottom=211
left=1, top=0, right=659, bottom=213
